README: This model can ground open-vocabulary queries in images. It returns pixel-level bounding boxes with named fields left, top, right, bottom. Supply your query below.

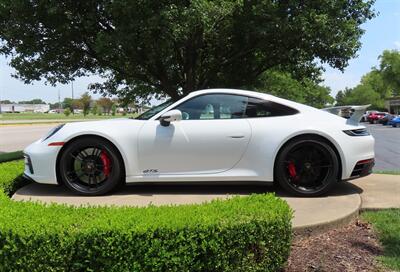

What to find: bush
left=64, top=107, right=71, bottom=116
left=0, top=161, right=293, bottom=272
left=0, top=160, right=28, bottom=197
left=0, top=150, right=23, bottom=163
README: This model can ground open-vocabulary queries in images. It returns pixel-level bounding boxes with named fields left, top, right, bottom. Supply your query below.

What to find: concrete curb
left=293, top=194, right=361, bottom=236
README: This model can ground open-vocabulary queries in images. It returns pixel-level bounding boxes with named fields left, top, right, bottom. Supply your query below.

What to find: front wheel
left=59, top=137, right=123, bottom=196
left=275, top=137, right=339, bottom=197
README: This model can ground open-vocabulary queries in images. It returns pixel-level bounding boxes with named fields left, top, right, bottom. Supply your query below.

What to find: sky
left=322, top=0, right=400, bottom=96
left=0, top=0, right=400, bottom=103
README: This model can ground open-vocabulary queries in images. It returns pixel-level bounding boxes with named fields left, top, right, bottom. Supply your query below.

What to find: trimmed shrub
left=0, top=161, right=293, bottom=272
left=0, top=150, right=23, bottom=163
left=0, top=160, right=28, bottom=196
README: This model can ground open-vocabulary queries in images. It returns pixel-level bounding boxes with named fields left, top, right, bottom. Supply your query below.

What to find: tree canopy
left=254, top=70, right=334, bottom=108
left=335, top=49, right=400, bottom=110
left=0, top=0, right=375, bottom=102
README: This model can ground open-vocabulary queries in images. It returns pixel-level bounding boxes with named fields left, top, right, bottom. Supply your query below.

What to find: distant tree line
left=335, top=49, right=400, bottom=110
left=0, top=99, right=46, bottom=104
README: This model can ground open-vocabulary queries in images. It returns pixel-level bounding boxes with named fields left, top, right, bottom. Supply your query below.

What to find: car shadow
left=16, top=180, right=363, bottom=199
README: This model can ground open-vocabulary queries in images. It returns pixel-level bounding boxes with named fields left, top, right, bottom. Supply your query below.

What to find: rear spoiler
left=321, top=105, right=370, bottom=125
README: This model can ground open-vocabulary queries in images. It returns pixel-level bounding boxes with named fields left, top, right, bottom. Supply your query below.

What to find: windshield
left=136, top=99, right=174, bottom=120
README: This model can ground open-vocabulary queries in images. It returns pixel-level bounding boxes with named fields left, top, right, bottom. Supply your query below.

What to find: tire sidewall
left=275, top=138, right=339, bottom=197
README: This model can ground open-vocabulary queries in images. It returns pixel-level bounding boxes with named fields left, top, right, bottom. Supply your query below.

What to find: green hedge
left=0, top=161, right=292, bottom=272
left=0, top=150, right=23, bottom=163
left=0, top=160, right=28, bottom=196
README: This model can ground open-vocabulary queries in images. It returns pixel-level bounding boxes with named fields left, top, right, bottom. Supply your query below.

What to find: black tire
left=275, top=136, right=339, bottom=197
left=59, top=137, right=123, bottom=196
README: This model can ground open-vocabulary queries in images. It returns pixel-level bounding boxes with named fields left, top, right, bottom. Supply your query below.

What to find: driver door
left=137, top=94, right=251, bottom=175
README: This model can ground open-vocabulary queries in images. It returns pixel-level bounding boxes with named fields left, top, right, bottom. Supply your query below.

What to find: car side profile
left=23, top=89, right=375, bottom=197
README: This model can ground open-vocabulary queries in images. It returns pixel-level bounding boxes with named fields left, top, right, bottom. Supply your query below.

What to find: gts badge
left=143, top=169, right=158, bottom=174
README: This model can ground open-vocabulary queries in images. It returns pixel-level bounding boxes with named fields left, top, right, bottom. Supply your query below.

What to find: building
left=0, top=104, right=50, bottom=113
left=385, top=97, right=400, bottom=114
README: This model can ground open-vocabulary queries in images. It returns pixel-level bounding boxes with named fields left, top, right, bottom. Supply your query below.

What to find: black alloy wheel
left=59, top=137, right=123, bottom=195
left=275, top=137, right=339, bottom=197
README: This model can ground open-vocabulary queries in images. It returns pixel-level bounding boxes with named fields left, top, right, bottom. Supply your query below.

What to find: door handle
left=228, top=135, right=245, bottom=139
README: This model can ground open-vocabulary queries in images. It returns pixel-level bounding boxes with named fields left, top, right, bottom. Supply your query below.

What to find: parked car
left=379, top=113, right=395, bottom=125
left=361, top=111, right=377, bottom=122
left=367, top=112, right=386, bottom=124
left=48, top=109, right=62, bottom=114
left=23, top=89, right=374, bottom=197
left=390, top=116, right=400, bottom=127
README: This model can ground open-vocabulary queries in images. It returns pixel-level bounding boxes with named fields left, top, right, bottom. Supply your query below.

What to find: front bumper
left=23, top=139, right=61, bottom=185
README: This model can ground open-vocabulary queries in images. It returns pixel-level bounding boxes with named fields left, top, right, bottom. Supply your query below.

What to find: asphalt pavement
left=0, top=124, right=55, bottom=152
left=366, top=123, right=400, bottom=170
left=0, top=122, right=399, bottom=170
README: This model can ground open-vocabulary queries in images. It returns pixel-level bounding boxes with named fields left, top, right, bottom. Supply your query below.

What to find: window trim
left=154, top=93, right=299, bottom=121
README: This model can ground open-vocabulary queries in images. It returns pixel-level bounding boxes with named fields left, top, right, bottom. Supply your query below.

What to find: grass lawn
left=374, top=170, right=400, bottom=175
left=0, top=112, right=137, bottom=120
left=362, top=209, right=400, bottom=271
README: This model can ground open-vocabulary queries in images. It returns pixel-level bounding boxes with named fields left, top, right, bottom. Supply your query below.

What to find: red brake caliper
left=100, top=151, right=111, bottom=177
left=287, top=161, right=298, bottom=182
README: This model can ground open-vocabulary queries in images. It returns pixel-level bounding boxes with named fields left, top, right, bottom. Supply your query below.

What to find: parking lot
left=366, top=123, right=400, bottom=170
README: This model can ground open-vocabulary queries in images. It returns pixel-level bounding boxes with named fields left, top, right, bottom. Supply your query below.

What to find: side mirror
left=159, top=110, right=182, bottom=127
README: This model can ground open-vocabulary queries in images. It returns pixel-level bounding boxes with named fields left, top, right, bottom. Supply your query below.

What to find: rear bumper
left=343, top=158, right=374, bottom=181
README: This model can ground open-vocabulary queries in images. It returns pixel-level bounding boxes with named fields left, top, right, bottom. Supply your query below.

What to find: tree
left=379, top=50, right=400, bottom=96
left=18, top=99, right=46, bottom=104
left=64, top=107, right=71, bottom=116
left=335, top=68, right=391, bottom=110
left=0, top=100, right=15, bottom=104
left=96, top=97, right=113, bottom=115
left=62, top=98, right=73, bottom=111
left=0, top=0, right=375, bottom=101
left=254, top=70, right=334, bottom=108
left=335, top=91, right=345, bottom=106
left=111, top=104, right=117, bottom=116
left=91, top=104, right=98, bottom=116
left=79, top=92, right=92, bottom=116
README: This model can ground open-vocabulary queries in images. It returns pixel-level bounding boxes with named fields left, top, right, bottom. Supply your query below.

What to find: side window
left=173, top=94, right=298, bottom=120
left=174, top=94, right=248, bottom=120
left=245, top=97, right=299, bottom=117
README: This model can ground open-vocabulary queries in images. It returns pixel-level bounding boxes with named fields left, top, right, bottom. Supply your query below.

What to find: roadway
left=0, top=124, right=54, bottom=153
left=0, top=122, right=399, bottom=170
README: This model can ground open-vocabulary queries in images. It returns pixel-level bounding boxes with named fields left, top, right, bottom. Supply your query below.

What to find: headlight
left=42, top=124, right=65, bottom=141
left=343, top=128, right=370, bottom=136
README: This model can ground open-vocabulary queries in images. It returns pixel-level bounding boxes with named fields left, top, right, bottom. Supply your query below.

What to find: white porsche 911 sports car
left=23, top=89, right=374, bottom=196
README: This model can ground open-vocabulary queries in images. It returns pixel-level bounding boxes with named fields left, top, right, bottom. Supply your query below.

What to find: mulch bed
left=284, top=220, right=386, bottom=272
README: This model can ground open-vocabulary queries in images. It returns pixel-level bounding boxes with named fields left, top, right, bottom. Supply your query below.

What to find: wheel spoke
left=70, top=154, right=83, bottom=161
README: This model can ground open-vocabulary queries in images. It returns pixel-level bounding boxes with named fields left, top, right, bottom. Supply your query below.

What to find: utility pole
left=71, top=81, right=74, bottom=115
left=58, top=89, right=61, bottom=114
left=0, top=88, right=2, bottom=115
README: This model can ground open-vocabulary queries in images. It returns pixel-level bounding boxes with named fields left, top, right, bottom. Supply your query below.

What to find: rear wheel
left=59, top=137, right=123, bottom=195
left=275, top=137, right=339, bottom=197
